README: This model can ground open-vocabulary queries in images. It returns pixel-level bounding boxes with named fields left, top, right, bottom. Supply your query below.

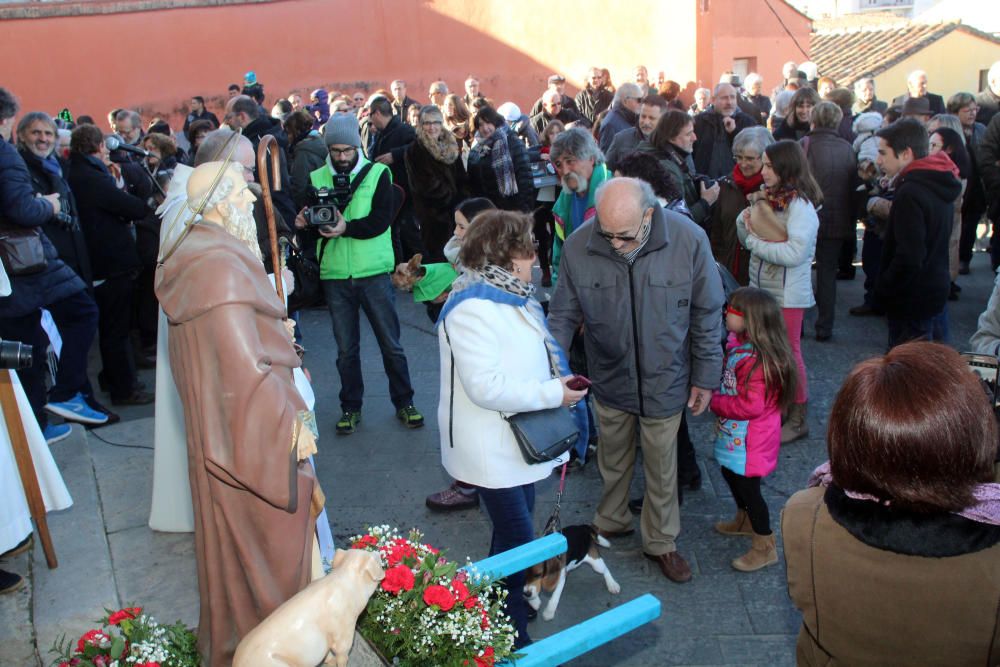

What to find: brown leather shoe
left=591, top=524, right=635, bottom=539
left=644, top=550, right=692, bottom=583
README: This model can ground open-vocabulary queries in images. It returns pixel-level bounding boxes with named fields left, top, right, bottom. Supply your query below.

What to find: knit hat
left=413, top=263, right=459, bottom=302
left=497, top=102, right=522, bottom=123
left=323, top=113, right=361, bottom=147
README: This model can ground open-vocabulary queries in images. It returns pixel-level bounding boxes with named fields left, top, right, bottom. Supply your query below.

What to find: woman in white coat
left=737, top=139, right=822, bottom=443
left=437, top=210, right=587, bottom=648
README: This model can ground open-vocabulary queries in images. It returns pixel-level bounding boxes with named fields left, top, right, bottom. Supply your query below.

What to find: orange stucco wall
left=0, top=0, right=809, bottom=130
left=696, top=0, right=813, bottom=93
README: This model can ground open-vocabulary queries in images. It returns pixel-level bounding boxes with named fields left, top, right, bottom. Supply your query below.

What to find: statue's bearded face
left=219, top=184, right=261, bottom=262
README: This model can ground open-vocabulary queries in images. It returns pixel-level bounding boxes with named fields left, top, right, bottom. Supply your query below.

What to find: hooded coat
left=307, top=89, right=330, bottom=129
left=874, top=152, right=962, bottom=320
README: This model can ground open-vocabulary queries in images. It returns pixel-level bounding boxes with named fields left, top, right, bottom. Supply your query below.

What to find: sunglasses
left=596, top=210, right=650, bottom=243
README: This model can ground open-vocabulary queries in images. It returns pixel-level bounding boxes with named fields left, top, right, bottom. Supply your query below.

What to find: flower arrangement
left=49, top=606, right=200, bottom=667
left=351, top=525, right=517, bottom=667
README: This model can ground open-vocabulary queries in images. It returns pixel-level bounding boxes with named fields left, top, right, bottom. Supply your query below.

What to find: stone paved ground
left=1, top=244, right=995, bottom=666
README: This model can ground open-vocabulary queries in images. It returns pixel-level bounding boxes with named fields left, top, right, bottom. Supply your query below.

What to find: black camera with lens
left=0, top=338, right=33, bottom=370
left=307, top=174, right=353, bottom=226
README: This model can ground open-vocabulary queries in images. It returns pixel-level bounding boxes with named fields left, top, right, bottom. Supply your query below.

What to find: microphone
left=105, top=134, right=148, bottom=157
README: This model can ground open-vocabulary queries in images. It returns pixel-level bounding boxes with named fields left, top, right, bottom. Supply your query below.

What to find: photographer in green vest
left=296, top=113, right=423, bottom=435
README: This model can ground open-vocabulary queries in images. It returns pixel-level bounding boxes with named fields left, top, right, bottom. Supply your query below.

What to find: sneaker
left=43, top=423, right=72, bottom=445
left=111, top=390, right=155, bottom=406
left=336, top=411, right=362, bottom=435
left=426, top=483, right=479, bottom=511
left=0, top=569, right=24, bottom=595
left=83, top=396, right=120, bottom=427
left=45, top=393, right=109, bottom=425
left=396, top=405, right=424, bottom=429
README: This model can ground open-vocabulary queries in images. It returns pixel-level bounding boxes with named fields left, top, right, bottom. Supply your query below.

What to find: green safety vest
left=310, top=158, right=395, bottom=280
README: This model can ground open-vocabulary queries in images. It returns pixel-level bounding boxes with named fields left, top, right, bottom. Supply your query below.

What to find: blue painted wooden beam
left=499, top=594, right=662, bottom=666
left=464, top=533, right=567, bottom=580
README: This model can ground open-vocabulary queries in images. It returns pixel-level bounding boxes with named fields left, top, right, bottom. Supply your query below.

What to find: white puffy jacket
left=736, top=197, right=819, bottom=308
left=438, top=297, right=567, bottom=489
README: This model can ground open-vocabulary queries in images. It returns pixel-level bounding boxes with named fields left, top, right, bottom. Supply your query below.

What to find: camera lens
left=0, top=339, right=33, bottom=370
left=315, top=207, right=333, bottom=223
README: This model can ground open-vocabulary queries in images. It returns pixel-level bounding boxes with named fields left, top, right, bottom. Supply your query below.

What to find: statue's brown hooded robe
left=155, top=221, right=315, bottom=666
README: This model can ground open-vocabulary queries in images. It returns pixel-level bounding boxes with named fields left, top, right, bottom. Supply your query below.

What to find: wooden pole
left=0, top=372, right=57, bottom=568
left=255, top=134, right=285, bottom=309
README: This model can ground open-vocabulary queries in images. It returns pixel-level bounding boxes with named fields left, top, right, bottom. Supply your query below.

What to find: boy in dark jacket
left=873, top=118, right=962, bottom=348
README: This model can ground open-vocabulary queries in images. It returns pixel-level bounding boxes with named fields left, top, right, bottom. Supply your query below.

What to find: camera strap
left=317, top=162, right=376, bottom=266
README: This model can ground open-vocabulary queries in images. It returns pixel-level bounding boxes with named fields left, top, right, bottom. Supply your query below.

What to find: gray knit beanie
left=323, top=114, right=361, bottom=147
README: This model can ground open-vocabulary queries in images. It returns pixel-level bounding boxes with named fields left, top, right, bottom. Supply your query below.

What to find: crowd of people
left=2, top=57, right=1000, bottom=660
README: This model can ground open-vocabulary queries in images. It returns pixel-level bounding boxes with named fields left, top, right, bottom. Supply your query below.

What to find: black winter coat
left=289, top=132, right=328, bottom=210
left=692, top=109, right=757, bottom=179
left=67, top=152, right=149, bottom=280
left=529, top=108, right=584, bottom=137
left=802, top=129, right=859, bottom=240
left=874, top=153, right=962, bottom=320
left=575, top=87, right=614, bottom=125
left=20, top=148, right=92, bottom=284
left=467, top=129, right=535, bottom=212
left=404, top=137, right=467, bottom=262
left=242, top=115, right=298, bottom=226
left=368, top=116, right=415, bottom=195
left=891, top=92, right=946, bottom=116
left=0, top=140, right=85, bottom=317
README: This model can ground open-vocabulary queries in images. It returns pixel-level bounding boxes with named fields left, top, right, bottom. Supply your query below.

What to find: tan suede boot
left=714, top=509, right=753, bottom=536
left=732, top=532, right=778, bottom=572
left=780, top=401, right=809, bottom=444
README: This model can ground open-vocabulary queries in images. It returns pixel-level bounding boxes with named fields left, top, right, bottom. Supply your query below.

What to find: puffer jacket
left=548, top=205, right=724, bottom=418
left=852, top=112, right=883, bottom=165
left=736, top=196, right=819, bottom=308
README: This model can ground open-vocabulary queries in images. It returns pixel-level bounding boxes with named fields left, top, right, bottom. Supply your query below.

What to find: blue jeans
left=477, top=483, right=536, bottom=649
left=322, top=273, right=414, bottom=412
left=887, top=310, right=949, bottom=349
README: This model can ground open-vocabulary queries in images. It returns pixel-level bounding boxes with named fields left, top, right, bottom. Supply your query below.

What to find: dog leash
left=544, top=463, right=569, bottom=535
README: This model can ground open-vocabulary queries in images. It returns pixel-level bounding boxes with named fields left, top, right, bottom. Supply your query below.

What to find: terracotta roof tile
left=810, top=21, right=1000, bottom=86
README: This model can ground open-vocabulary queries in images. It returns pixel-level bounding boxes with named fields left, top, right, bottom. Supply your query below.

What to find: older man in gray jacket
left=549, top=177, right=724, bottom=583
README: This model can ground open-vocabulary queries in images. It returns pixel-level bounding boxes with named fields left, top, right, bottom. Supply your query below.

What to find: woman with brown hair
left=736, top=139, right=821, bottom=443
left=437, top=210, right=587, bottom=648
left=404, top=105, right=467, bottom=262
left=467, top=106, right=534, bottom=212
left=773, top=87, right=820, bottom=141
left=783, top=342, right=1000, bottom=665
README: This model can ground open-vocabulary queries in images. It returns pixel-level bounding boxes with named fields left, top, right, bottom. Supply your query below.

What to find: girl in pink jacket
left=710, top=287, right=798, bottom=573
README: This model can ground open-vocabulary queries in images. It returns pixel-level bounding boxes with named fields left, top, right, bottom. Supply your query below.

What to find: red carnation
left=386, top=539, right=418, bottom=567
left=137, top=663, right=161, bottom=667
left=381, top=564, right=415, bottom=595
left=451, top=580, right=470, bottom=602
left=352, top=534, right=378, bottom=549
left=423, top=584, right=456, bottom=611
left=474, top=646, right=495, bottom=667
left=108, top=607, right=142, bottom=625
left=76, top=629, right=110, bottom=653
left=464, top=596, right=478, bottom=609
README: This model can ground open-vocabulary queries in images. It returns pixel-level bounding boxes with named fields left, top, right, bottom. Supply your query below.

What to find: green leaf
left=110, top=635, right=125, bottom=659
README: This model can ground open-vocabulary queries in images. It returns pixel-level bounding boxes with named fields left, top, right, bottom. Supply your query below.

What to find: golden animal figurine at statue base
left=233, top=549, right=385, bottom=667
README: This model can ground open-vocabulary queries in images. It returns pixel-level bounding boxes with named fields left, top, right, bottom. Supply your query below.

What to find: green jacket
left=310, top=157, right=394, bottom=280
left=551, top=162, right=611, bottom=283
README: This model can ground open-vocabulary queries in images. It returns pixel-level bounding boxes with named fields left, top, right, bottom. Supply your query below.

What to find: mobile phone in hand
left=566, top=375, right=591, bottom=391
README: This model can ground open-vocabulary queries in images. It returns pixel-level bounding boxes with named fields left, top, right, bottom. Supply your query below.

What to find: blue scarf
left=438, top=273, right=590, bottom=458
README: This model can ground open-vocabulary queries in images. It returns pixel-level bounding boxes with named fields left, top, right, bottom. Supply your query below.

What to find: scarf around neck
left=808, top=461, right=1000, bottom=526
left=732, top=165, right=764, bottom=196
left=763, top=184, right=797, bottom=212
left=473, top=126, right=518, bottom=197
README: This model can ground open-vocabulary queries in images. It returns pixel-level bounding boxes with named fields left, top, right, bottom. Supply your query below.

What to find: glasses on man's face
left=596, top=210, right=649, bottom=243
left=421, top=120, right=443, bottom=128
left=329, top=147, right=357, bottom=157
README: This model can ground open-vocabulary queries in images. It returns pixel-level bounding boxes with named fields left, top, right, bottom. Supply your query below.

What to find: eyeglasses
left=596, top=210, right=649, bottom=243
left=329, top=147, right=357, bottom=157
left=421, top=120, right=443, bottom=127
left=733, top=153, right=761, bottom=163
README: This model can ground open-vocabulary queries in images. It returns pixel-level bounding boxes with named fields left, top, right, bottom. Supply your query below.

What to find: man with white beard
left=550, top=128, right=611, bottom=283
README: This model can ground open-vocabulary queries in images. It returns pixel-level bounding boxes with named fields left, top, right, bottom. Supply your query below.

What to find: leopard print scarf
left=416, top=125, right=460, bottom=165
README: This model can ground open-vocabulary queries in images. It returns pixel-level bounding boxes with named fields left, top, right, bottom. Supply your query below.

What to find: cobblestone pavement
left=2, top=247, right=995, bottom=666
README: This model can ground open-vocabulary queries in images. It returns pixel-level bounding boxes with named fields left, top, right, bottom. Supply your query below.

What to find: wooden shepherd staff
left=256, top=134, right=285, bottom=309
left=0, top=371, right=57, bottom=568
